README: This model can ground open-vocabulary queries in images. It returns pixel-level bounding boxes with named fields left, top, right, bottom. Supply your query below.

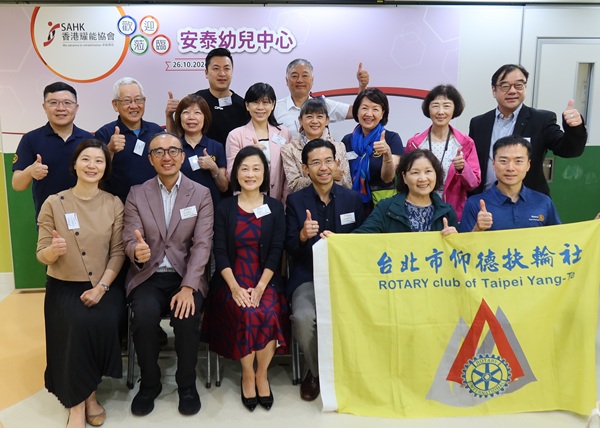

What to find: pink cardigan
left=405, top=125, right=481, bottom=221
left=226, top=121, right=291, bottom=202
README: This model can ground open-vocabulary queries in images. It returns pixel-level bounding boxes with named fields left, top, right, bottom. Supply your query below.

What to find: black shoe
left=131, top=383, right=162, bottom=416
left=178, top=385, right=201, bottom=415
left=300, top=370, right=320, bottom=401
left=257, top=381, right=274, bottom=410
left=240, top=378, right=257, bottom=412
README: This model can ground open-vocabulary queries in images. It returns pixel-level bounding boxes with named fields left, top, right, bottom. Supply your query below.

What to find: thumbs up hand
left=563, top=99, right=582, bottom=127
left=452, top=146, right=465, bottom=172
left=300, top=209, right=319, bottom=242
left=134, top=229, right=151, bottom=263
left=356, top=62, right=369, bottom=91
left=373, top=130, right=391, bottom=159
left=50, top=229, right=67, bottom=257
left=30, top=153, right=49, bottom=180
left=474, top=199, right=493, bottom=231
left=165, top=90, right=179, bottom=116
left=198, top=147, right=217, bottom=173
left=108, top=126, right=126, bottom=154
left=440, top=217, right=457, bottom=236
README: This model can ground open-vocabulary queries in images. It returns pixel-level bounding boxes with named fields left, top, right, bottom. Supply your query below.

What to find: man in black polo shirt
left=165, top=47, right=248, bottom=146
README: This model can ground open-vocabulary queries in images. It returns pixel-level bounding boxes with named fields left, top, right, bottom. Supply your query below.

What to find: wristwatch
left=97, top=282, right=110, bottom=292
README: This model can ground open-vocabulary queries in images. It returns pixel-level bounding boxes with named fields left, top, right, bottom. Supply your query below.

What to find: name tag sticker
left=340, top=212, right=356, bottom=226
left=188, top=155, right=200, bottom=171
left=180, top=206, right=198, bottom=220
left=133, top=139, right=145, bottom=156
left=253, top=204, right=271, bottom=219
left=65, top=212, right=80, bottom=230
left=218, top=96, right=232, bottom=107
left=346, top=151, right=358, bottom=161
left=272, top=134, right=286, bottom=146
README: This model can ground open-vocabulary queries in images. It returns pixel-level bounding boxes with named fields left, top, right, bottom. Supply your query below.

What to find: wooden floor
left=0, top=285, right=595, bottom=428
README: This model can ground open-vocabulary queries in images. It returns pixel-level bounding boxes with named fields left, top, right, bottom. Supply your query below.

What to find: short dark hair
left=301, top=138, right=336, bottom=165
left=149, top=132, right=183, bottom=150
left=492, top=135, right=532, bottom=158
left=244, top=82, right=280, bottom=129
left=44, top=82, right=77, bottom=101
left=491, top=64, right=529, bottom=87
left=299, top=98, right=329, bottom=119
left=174, top=94, right=212, bottom=137
left=421, top=84, right=465, bottom=118
left=230, top=145, right=270, bottom=194
left=205, top=48, right=233, bottom=68
left=70, top=139, right=111, bottom=183
left=352, top=88, right=389, bottom=126
left=396, top=149, right=444, bottom=194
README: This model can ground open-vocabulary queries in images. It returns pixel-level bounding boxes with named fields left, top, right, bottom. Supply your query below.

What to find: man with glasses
left=12, top=81, right=93, bottom=218
left=275, top=58, right=370, bottom=139
left=123, top=132, right=213, bottom=417
left=469, top=64, right=587, bottom=196
left=95, top=77, right=164, bottom=203
left=285, top=139, right=365, bottom=401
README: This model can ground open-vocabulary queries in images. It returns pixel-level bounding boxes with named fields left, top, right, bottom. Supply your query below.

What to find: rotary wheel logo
left=461, top=354, right=511, bottom=398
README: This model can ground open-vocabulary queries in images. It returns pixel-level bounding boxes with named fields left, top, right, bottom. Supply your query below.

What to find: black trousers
left=129, top=272, right=204, bottom=389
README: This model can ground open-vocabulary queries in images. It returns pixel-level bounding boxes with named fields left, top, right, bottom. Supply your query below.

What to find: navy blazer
left=469, top=105, right=587, bottom=195
left=212, top=195, right=286, bottom=294
left=285, top=184, right=365, bottom=299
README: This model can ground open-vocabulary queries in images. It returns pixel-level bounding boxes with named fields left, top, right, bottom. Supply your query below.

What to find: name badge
left=346, top=151, right=358, bottom=161
left=271, top=134, right=286, bottom=146
left=218, top=96, right=232, bottom=107
left=253, top=204, right=271, bottom=219
left=340, top=212, right=356, bottom=226
left=133, top=139, right=145, bottom=156
left=65, top=212, right=80, bottom=230
left=180, top=206, right=198, bottom=220
left=188, top=155, right=200, bottom=171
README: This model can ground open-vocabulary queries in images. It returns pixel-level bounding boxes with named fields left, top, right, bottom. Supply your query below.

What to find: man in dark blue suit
left=286, top=138, right=365, bottom=401
left=469, top=64, right=587, bottom=196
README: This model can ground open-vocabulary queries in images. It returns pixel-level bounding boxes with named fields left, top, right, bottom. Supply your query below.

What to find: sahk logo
left=44, top=21, right=61, bottom=47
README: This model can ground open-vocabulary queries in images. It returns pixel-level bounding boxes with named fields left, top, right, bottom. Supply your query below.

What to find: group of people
left=11, top=46, right=594, bottom=427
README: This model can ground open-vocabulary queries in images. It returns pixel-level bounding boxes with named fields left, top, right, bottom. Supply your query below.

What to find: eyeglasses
left=45, top=99, right=77, bottom=108
left=495, top=82, right=526, bottom=92
left=307, top=158, right=335, bottom=168
left=150, top=146, right=183, bottom=158
left=116, top=97, right=146, bottom=106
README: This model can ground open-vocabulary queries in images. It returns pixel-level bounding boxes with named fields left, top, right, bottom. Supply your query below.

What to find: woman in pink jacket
left=226, top=83, right=291, bottom=202
left=405, top=84, right=480, bottom=221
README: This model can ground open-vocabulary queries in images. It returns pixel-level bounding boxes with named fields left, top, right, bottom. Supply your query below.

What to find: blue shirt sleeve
left=458, top=196, right=479, bottom=232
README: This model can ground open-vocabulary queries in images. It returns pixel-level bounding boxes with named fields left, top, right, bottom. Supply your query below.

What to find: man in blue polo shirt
left=12, top=81, right=93, bottom=219
left=459, top=135, right=560, bottom=232
left=95, top=77, right=164, bottom=203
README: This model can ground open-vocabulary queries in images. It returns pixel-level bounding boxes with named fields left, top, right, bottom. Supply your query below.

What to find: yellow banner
left=314, top=221, right=600, bottom=418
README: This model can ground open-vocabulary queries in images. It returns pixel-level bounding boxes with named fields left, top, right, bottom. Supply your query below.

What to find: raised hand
left=108, top=126, right=126, bottom=154
left=441, top=217, right=458, bottom=236
left=452, top=147, right=465, bottom=172
left=198, top=148, right=217, bottom=172
left=563, top=99, right=582, bottom=127
left=134, top=229, right=151, bottom=263
left=474, top=199, right=493, bottom=231
left=373, top=130, right=391, bottom=158
left=356, top=62, right=370, bottom=91
left=50, top=229, right=67, bottom=257
left=165, top=91, right=179, bottom=116
left=30, top=154, right=48, bottom=180
left=301, top=209, right=319, bottom=242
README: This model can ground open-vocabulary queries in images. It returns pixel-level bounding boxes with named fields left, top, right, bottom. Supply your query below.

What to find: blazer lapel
left=167, top=176, right=194, bottom=240
left=144, top=180, right=167, bottom=242
left=514, top=105, right=531, bottom=136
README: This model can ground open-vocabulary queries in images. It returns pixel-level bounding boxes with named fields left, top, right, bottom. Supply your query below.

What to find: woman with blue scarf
left=342, top=88, right=403, bottom=211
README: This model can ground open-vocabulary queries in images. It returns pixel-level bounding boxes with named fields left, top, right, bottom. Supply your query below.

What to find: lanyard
left=427, top=128, right=452, bottom=165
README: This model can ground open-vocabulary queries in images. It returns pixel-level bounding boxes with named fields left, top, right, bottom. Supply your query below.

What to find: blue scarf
left=350, top=123, right=384, bottom=203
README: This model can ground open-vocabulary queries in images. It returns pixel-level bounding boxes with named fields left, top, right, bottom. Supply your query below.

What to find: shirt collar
left=157, top=172, right=182, bottom=192
left=491, top=181, right=529, bottom=204
left=495, top=103, right=523, bottom=121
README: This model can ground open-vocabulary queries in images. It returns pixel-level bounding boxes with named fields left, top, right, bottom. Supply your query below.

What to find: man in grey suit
left=123, top=132, right=213, bottom=417
left=469, top=63, right=587, bottom=196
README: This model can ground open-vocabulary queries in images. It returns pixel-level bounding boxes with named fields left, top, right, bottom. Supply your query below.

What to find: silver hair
left=112, top=77, right=145, bottom=100
left=286, top=58, right=313, bottom=75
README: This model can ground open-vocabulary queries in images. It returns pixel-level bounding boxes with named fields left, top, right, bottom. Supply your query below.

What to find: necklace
left=427, top=128, right=452, bottom=165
